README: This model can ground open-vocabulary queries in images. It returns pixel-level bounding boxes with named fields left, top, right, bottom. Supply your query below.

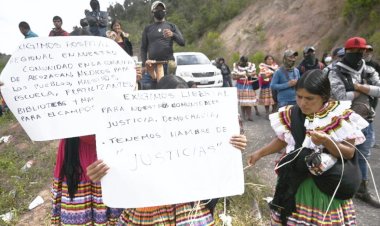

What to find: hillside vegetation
left=220, top=0, right=380, bottom=65
left=108, top=0, right=380, bottom=66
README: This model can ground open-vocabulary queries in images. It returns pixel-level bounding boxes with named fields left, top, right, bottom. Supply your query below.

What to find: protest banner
left=95, top=88, right=244, bottom=208
left=0, top=36, right=136, bottom=141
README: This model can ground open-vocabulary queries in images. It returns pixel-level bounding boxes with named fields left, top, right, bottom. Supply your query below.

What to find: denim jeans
left=139, top=72, right=157, bottom=90
left=356, top=122, right=374, bottom=180
left=223, top=75, right=233, bottom=87
left=277, top=100, right=296, bottom=108
left=370, top=122, right=376, bottom=147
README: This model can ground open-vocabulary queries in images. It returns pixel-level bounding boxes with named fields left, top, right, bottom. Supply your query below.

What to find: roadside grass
left=0, top=110, right=15, bottom=125
left=214, top=172, right=272, bottom=225
left=0, top=112, right=56, bottom=225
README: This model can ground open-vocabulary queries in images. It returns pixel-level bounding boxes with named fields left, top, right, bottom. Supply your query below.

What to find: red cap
left=344, top=37, right=367, bottom=49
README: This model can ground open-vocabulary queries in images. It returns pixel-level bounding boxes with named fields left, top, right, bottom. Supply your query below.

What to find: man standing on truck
left=141, top=1, right=185, bottom=80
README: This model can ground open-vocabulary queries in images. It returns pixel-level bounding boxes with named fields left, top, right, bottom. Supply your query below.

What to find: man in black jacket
left=84, top=0, right=108, bottom=37
left=297, top=46, right=324, bottom=76
left=141, top=1, right=185, bottom=80
left=216, top=57, right=232, bottom=87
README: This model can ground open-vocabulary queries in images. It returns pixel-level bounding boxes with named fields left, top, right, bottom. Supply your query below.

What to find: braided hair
left=61, top=137, right=82, bottom=200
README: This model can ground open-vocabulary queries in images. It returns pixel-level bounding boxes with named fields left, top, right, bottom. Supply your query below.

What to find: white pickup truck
left=174, top=52, right=223, bottom=87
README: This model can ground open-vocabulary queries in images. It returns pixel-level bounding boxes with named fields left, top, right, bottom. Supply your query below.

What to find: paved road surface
left=243, top=107, right=380, bottom=225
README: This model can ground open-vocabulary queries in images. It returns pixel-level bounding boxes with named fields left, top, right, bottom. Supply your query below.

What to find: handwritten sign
left=0, top=36, right=136, bottom=141
left=95, top=88, right=244, bottom=208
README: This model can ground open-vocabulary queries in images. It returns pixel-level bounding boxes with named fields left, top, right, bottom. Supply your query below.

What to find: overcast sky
left=0, top=0, right=120, bottom=55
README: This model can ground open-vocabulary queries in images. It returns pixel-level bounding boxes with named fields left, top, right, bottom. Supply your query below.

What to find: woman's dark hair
left=111, top=19, right=127, bottom=39
left=111, top=19, right=121, bottom=31
left=239, top=56, right=248, bottom=67
left=18, top=21, right=30, bottom=30
left=264, top=55, right=274, bottom=62
left=295, top=69, right=331, bottom=103
left=61, top=137, right=82, bottom=200
left=240, top=56, right=248, bottom=63
left=156, top=75, right=189, bottom=89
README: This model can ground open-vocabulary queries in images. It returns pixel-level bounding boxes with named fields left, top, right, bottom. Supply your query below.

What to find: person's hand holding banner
left=93, top=88, right=244, bottom=208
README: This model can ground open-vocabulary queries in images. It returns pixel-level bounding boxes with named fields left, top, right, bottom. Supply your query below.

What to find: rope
left=224, top=197, right=227, bottom=218
left=342, top=140, right=380, bottom=204
left=274, top=146, right=304, bottom=171
left=321, top=135, right=344, bottom=222
left=186, top=200, right=201, bottom=225
left=219, top=197, right=232, bottom=226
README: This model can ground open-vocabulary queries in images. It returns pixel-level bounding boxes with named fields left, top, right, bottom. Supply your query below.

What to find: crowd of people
left=0, top=0, right=379, bottom=225
left=246, top=36, right=380, bottom=225
left=12, top=1, right=244, bottom=225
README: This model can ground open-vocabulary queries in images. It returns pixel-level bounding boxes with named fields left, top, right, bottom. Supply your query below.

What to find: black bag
left=251, top=78, right=260, bottom=90
left=312, top=151, right=361, bottom=200
left=271, top=89, right=278, bottom=102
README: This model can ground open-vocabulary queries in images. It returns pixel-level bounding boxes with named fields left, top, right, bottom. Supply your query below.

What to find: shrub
left=249, top=51, right=265, bottom=71
left=199, top=32, right=225, bottom=60
left=343, top=0, right=380, bottom=20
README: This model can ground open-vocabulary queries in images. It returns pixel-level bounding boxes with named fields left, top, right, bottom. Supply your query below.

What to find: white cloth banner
left=0, top=36, right=136, bottom=141
left=95, top=88, right=244, bottom=208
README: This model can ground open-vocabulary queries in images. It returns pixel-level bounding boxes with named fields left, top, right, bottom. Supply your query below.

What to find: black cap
left=332, top=47, right=345, bottom=57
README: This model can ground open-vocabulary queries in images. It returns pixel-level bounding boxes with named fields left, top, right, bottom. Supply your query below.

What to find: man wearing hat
left=141, top=1, right=185, bottom=80
left=49, top=16, right=69, bottom=36
left=364, top=45, right=380, bottom=76
left=297, top=46, right=325, bottom=76
left=333, top=47, right=346, bottom=61
left=322, top=47, right=345, bottom=75
left=329, top=36, right=380, bottom=208
left=270, top=49, right=300, bottom=109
